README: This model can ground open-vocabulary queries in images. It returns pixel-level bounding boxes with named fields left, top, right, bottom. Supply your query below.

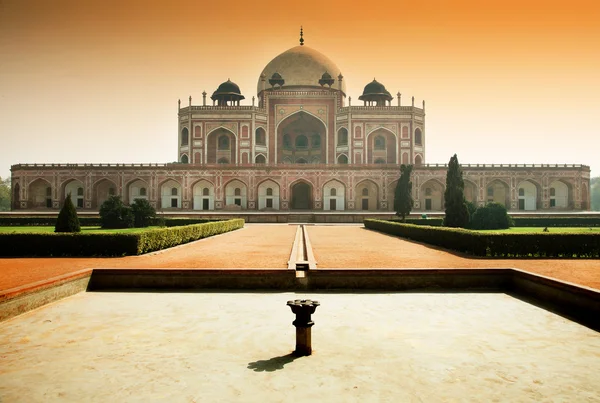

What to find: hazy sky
left=1, top=0, right=599, bottom=180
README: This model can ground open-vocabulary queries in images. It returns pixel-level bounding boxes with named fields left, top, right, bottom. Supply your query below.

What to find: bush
left=99, top=195, right=134, bottom=229
left=131, top=198, right=156, bottom=228
left=364, top=219, right=600, bottom=258
left=55, top=193, right=81, bottom=233
left=511, top=217, right=600, bottom=227
left=0, top=219, right=244, bottom=257
left=470, top=203, right=513, bottom=230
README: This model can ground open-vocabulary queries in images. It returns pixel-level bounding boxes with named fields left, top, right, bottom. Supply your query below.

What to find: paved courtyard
left=2, top=292, right=600, bottom=402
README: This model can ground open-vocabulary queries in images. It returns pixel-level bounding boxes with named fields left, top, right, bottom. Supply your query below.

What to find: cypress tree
left=55, top=193, right=81, bottom=233
left=444, top=154, right=470, bottom=228
left=394, top=164, right=414, bottom=222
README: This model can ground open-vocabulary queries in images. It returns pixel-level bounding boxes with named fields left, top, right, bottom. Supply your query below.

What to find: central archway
left=290, top=181, right=312, bottom=210
left=277, top=112, right=326, bottom=164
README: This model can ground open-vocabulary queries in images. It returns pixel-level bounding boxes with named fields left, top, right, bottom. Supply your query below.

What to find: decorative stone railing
left=11, top=162, right=591, bottom=170
left=338, top=106, right=424, bottom=114
left=178, top=106, right=266, bottom=114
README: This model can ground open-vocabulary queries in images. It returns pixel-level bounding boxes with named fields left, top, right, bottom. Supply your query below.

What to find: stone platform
left=1, top=292, right=599, bottom=402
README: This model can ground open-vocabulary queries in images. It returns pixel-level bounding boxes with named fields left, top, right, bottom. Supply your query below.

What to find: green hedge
left=0, top=216, right=222, bottom=227
left=0, top=219, right=244, bottom=257
left=364, top=219, right=600, bottom=258
left=511, top=217, right=600, bottom=227
left=136, top=219, right=243, bottom=254
left=388, top=218, right=444, bottom=226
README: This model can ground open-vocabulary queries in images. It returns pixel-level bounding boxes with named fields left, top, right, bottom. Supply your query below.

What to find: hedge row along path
left=0, top=225, right=296, bottom=291
left=307, top=226, right=600, bottom=290
left=1, top=224, right=599, bottom=292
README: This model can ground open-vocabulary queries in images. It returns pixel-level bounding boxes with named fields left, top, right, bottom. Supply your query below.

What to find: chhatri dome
left=257, top=29, right=346, bottom=94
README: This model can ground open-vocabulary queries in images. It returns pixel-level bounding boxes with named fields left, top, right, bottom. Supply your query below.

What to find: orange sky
left=1, top=0, right=599, bottom=179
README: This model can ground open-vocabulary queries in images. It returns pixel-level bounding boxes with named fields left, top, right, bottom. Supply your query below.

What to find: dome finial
left=300, top=26, right=304, bottom=46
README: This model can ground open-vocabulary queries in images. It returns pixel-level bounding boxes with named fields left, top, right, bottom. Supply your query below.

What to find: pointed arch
left=517, top=179, right=541, bottom=211
left=224, top=179, right=248, bottom=209
left=193, top=179, right=215, bottom=210
left=276, top=110, right=327, bottom=164
left=205, top=126, right=237, bottom=164
left=126, top=178, right=149, bottom=204
left=366, top=127, right=397, bottom=164
left=160, top=179, right=182, bottom=209
left=92, top=178, right=118, bottom=209
left=323, top=179, right=345, bottom=211
left=61, top=178, right=85, bottom=209
left=463, top=179, right=478, bottom=205
left=28, top=178, right=52, bottom=209
left=485, top=179, right=510, bottom=208
left=420, top=179, right=445, bottom=211
left=548, top=179, right=572, bottom=209
left=257, top=179, right=281, bottom=210
left=290, top=179, right=314, bottom=210
left=355, top=179, right=379, bottom=211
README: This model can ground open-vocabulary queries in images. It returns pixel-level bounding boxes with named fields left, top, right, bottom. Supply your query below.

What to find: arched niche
left=258, top=180, right=280, bottom=210
left=63, top=179, right=85, bottom=209
left=193, top=180, right=214, bottom=211
left=28, top=178, right=52, bottom=209
left=549, top=180, right=571, bottom=209
left=160, top=179, right=181, bottom=209
left=420, top=179, right=444, bottom=211
left=290, top=180, right=313, bottom=210
left=367, top=128, right=396, bottom=164
left=517, top=180, right=541, bottom=211
left=277, top=111, right=326, bottom=164
left=463, top=180, right=478, bottom=205
left=225, top=180, right=247, bottom=209
left=93, top=178, right=117, bottom=209
left=206, top=128, right=236, bottom=164
left=355, top=180, right=379, bottom=211
left=127, top=179, right=149, bottom=204
left=486, top=179, right=510, bottom=208
left=323, top=180, right=345, bottom=211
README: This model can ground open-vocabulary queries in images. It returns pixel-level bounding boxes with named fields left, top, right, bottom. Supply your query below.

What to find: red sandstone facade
left=10, top=43, right=591, bottom=212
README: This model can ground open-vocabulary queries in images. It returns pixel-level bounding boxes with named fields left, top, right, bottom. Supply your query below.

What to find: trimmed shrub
left=364, top=219, right=600, bottom=258
left=511, top=217, right=600, bottom=227
left=394, top=164, right=414, bottom=221
left=55, top=193, right=81, bottom=233
left=99, top=195, right=134, bottom=229
left=389, top=217, right=444, bottom=226
left=131, top=198, right=156, bottom=228
left=471, top=203, right=513, bottom=230
left=0, top=219, right=244, bottom=257
left=443, top=154, right=470, bottom=228
left=136, top=219, right=244, bottom=254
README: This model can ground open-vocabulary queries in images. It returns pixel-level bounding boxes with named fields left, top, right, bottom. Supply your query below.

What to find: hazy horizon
left=1, top=0, right=599, bottom=180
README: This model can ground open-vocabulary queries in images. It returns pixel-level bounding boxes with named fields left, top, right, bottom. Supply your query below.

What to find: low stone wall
left=0, top=269, right=92, bottom=322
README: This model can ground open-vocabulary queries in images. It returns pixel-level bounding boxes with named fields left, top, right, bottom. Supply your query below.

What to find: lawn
left=478, top=227, right=600, bottom=234
left=0, top=226, right=162, bottom=234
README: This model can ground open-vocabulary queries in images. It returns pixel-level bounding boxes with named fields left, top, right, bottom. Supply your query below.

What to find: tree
left=394, top=164, right=414, bottom=222
left=55, top=193, right=81, bottom=233
left=99, top=195, right=134, bottom=229
left=470, top=202, right=513, bottom=230
left=592, top=177, right=600, bottom=211
left=131, top=198, right=156, bottom=228
left=443, top=154, right=470, bottom=228
left=0, top=177, right=10, bottom=212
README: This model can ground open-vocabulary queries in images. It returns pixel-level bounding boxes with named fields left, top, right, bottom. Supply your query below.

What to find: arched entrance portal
left=291, top=182, right=312, bottom=210
left=277, top=112, right=326, bottom=164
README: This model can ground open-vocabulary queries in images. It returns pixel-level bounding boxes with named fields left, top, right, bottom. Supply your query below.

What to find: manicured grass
left=478, top=227, right=600, bottom=234
left=0, top=226, right=162, bottom=234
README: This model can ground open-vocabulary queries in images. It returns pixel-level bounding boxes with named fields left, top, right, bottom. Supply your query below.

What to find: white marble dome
left=257, top=45, right=346, bottom=94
